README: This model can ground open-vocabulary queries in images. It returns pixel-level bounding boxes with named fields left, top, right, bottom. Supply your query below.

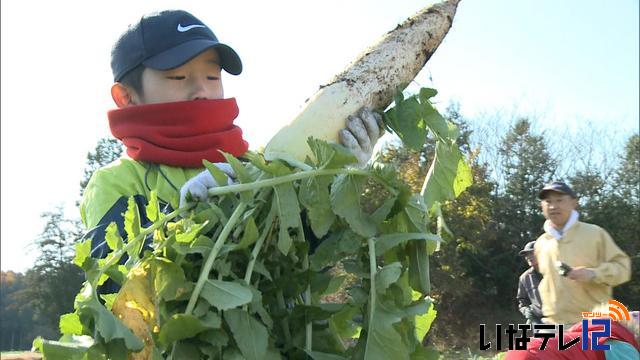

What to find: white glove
left=179, top=163, right=235, bottom=207
left=339, top=107, right=385, bottom=167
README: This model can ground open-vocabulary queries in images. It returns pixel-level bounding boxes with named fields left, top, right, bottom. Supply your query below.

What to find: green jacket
left=81, top=157, right=204, bottom=257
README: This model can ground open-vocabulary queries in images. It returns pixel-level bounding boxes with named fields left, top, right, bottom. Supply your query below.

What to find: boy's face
left=136, top=48, right=224, bottom=104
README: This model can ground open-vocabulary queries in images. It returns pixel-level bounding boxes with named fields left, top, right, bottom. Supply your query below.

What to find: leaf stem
left=297, top=216, right=313, bottom=353
left=367, top=237, right=377, bottom=329
left=243, top=205, right=276, bottom=286
left=275, top=267, right=293, bottom=347
left=184, top=202, right=248, bottom=315
left=207, top=168, right=370, bottom=197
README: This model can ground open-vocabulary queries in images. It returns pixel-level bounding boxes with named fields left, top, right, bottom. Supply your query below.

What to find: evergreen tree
left=0, top=271, right=38, bottom=350
left=611, top=134, right=640, bottom=307
left=572, top=135, right=640, bottom=307
left=429, top=158, right=510, bottom=348
left=22, top=207, right=85, bottom=334
left=497, top=118, right=555, bottom=246
left=78, top=137, right=123, bottom=201
left=615, top=134, right=639, bottom=204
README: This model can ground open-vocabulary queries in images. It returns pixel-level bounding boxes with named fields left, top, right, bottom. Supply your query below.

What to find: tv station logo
left=581, top=299, right=631, bottom=321
left=479, top=299, right=631, bottom=351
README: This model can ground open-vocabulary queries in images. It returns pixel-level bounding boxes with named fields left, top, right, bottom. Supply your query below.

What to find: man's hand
left=179, top=163, right=235, bottom=207
left=522, top=306, right=533, bottom=319
left=567, top=266, right=596, bottom=282
left=521, top=306, right=542, bottom=325
left=339, top=107, right=385, bottom=167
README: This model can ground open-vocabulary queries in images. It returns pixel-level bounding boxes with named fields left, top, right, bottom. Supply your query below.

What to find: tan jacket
left=535, top=221, right=631, bottom=324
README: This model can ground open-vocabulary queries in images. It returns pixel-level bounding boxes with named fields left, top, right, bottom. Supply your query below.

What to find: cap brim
left=143, top=40, right=242, bottom=75
left=538, top=189, right=554, bottom=199
left=538, top=188, right=574, bottom=199
left=518, top=250, right=533, bottom=256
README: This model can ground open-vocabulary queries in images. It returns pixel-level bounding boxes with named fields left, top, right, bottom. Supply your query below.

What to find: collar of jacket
left=543, top=210, right=579, bottom=240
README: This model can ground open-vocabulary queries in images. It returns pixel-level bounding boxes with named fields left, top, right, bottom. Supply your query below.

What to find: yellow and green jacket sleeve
left=80, top=157, right=203, bottom=258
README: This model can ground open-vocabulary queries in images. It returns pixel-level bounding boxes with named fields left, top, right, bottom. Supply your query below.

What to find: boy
left=81, top=10, right=383, bottom=293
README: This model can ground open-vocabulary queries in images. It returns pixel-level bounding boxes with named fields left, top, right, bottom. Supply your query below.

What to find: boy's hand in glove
left=339, top=107, right=385, bottom=167
left=179, top=163, right=235, bottom=207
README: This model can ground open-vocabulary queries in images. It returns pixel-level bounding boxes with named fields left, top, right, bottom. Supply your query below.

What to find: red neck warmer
left=108, top=98, right=249, bottom=167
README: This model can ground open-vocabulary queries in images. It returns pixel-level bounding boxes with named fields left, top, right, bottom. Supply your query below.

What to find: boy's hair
left=119, top=65, right=145, bottom=95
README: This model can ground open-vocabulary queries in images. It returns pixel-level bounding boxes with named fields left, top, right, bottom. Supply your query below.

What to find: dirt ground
left=0, top=352, right=42, bottom=360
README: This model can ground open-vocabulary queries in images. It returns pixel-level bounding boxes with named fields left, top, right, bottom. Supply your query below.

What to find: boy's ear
left=111, top=83, right=139, bottom=108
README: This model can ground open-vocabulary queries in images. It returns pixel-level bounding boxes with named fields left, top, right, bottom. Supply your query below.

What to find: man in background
left=534, top=181, right=631, bottom=325
left=516, top=241, right=543, bottom=325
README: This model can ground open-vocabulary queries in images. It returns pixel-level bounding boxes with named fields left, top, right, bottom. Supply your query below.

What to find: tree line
left=1, top=106, right=637, bottom=352
left=376, top=104, right=638, bottom=351
left=1, top=138, right=123, bottom=351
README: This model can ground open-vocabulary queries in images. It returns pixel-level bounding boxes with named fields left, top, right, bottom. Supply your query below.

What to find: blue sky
left=1, top=0, right=638, bottom=272
left=428, top=0, right=638, bottom=129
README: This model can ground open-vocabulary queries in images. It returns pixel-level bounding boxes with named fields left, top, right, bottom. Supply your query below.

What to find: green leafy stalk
left=367, top=237, right=377, bottom=329
left=93, top=204, right=193, bottom=297
left=383, top=87, right=472, bottom=210
left=208, top=168, right=370, bottom=198
left=408, top=241, right=430, bottom=295
left=304, top=273, right=312, bottom=352
left=297, top=216, right=313, bottom=353
left=275, top=269, right=293, bottom=346
left=243, top=204, right=277, bottom=286
left=185, top=202, right=248, bottom=315
left=40, top=87, right=472, bottom=359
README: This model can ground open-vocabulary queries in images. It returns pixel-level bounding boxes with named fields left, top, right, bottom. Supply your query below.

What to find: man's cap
left=518, top=241, right=536, bottom=256
left=538, top=181, right=577, bottom=199
left=111, top=10, right=242, bottom=82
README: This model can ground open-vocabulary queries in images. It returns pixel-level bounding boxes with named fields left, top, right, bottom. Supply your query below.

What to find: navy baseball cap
left=538, top=181, right=577, bottom=199
left=111, top=10, right=242, bottom=82
left=518, top=241, right=536, bottom=256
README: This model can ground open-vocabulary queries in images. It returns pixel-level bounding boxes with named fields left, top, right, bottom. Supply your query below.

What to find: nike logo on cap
left=177, top=24, right=206, bottom=32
